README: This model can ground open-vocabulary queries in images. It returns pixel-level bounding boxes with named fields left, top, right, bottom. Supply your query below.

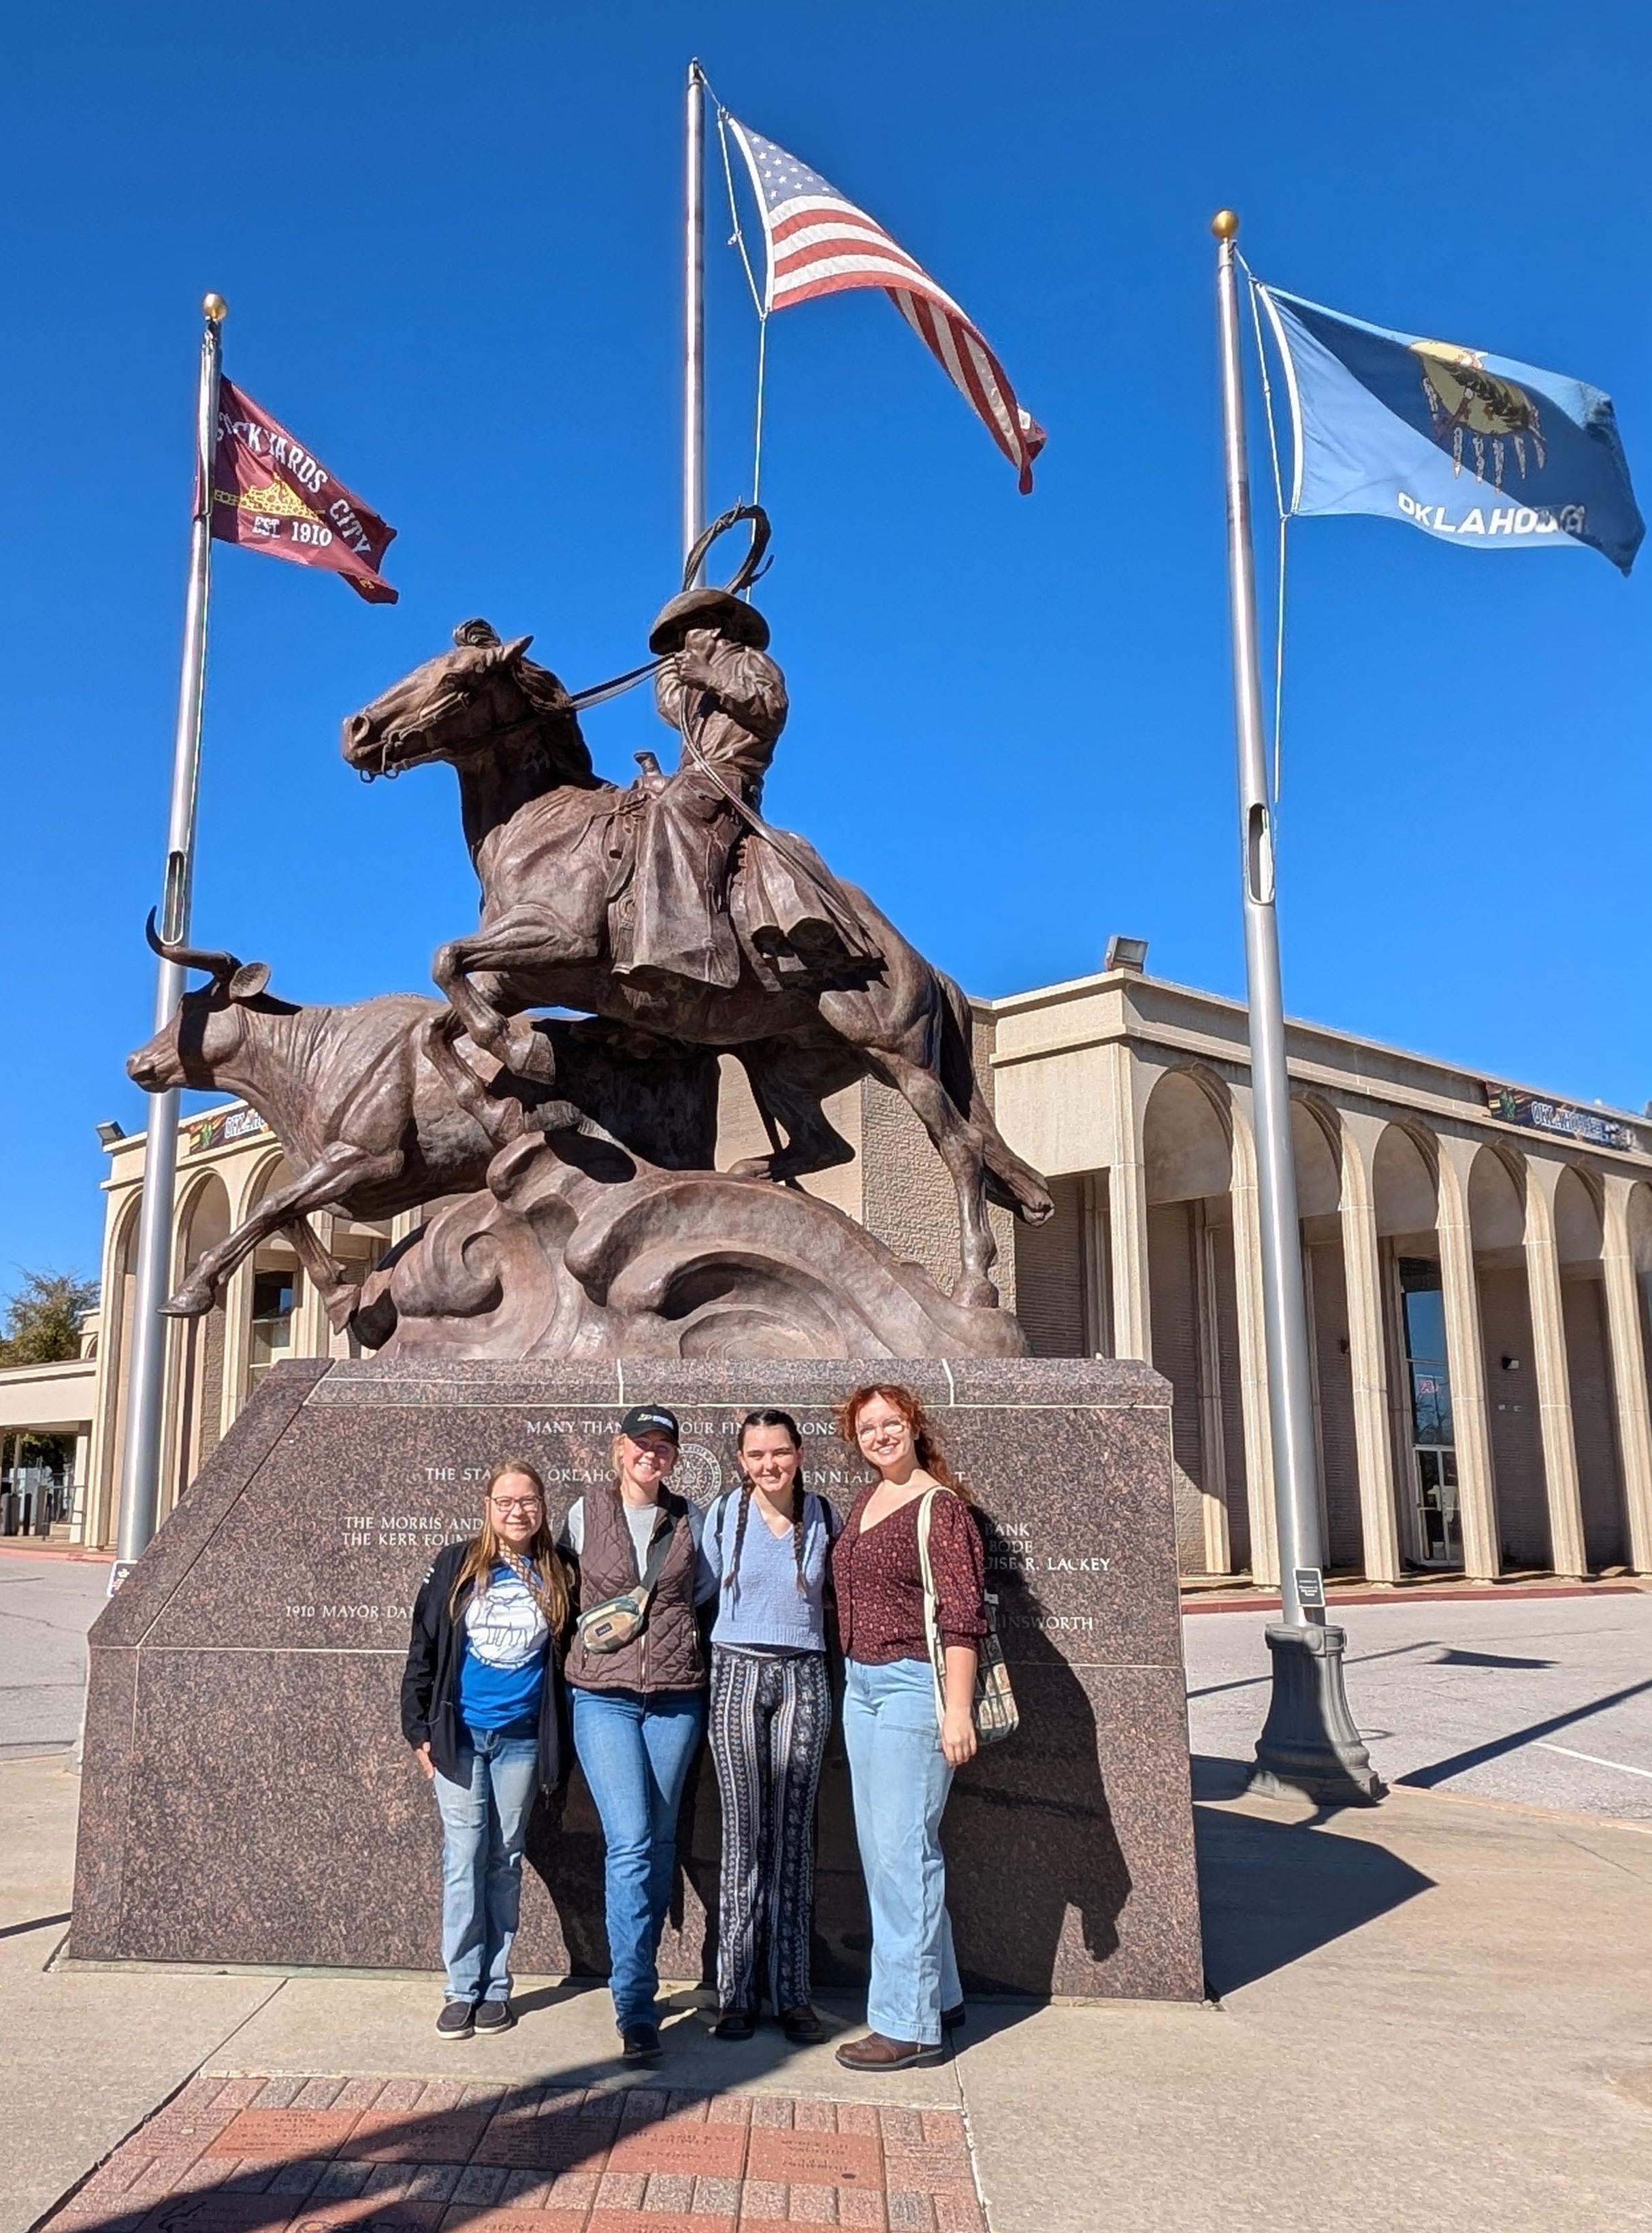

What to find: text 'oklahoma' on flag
left=209, top=378, right=398, bottom=602
left=724, top=116, right=1045, bottom=492
left=1255, top=286, right=1642, bottom=574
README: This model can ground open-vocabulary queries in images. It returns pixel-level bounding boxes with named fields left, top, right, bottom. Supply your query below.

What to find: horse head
left=342, top=621, right=596, bottom=787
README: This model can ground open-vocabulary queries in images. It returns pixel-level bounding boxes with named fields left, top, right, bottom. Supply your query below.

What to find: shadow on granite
left=71, top=1356, right=1202, bottom=2004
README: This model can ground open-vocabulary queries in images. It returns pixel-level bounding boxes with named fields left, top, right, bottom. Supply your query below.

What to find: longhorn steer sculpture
left=126, top=916, right=525, bottom=1322
left=129, top=919, right=724, bottom=1324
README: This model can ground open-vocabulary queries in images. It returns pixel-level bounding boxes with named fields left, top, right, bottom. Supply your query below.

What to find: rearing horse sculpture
left=341, top=624, right=1052, bottom=1307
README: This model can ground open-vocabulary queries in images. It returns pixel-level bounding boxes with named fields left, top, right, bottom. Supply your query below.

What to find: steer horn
left=144, top=908, right=240, bottom=981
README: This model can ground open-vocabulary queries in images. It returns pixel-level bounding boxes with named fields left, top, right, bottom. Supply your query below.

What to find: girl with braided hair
left=702, top=1409, right=841, bottom=2044
left=401, top=1458, right=571, bottom=2040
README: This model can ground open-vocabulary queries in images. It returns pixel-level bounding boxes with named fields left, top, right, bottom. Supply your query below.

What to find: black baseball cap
left=619, top=1404, right=680, bottom=1444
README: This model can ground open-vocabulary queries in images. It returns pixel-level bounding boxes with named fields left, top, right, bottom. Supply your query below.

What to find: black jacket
left=400, top=1540, right=568, bottom=1793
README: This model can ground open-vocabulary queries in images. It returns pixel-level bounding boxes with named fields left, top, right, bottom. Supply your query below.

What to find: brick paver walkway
left=41, top=2075, right=986, bottom=2233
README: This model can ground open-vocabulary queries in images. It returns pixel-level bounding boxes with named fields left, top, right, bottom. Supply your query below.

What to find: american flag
left=725, top=115, right=1045, bottom=493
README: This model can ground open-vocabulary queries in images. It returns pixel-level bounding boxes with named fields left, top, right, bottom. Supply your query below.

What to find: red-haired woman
left=402, top=1458, right=571, bottom=2040
left=830, top=1384, right=984, bottom=2071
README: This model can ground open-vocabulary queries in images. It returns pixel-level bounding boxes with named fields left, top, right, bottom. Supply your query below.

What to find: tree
left=0, top=1269, right=99, bottom=1367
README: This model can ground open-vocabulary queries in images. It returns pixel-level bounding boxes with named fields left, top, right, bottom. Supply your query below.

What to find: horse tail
left=935, top=973, right=1054, bottom=1224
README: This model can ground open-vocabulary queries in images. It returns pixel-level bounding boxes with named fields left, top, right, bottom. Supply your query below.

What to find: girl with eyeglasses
left=401, top=1456, right=571, bottom=2040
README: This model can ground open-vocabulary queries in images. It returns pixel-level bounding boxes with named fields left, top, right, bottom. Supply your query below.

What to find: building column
left=1601, top=1175, right=1652, bottom=1575
left=1523, top=1158, right=1588, bottom=1580
left=1194, top=1203, right=1233, bottom=1575
left=1339, top=1120, right=1402, bottom=1584
left=1435, top=1136, right=1500, bottom=1582
left=68, top=1429, right=91, bottom=1544
left=1229, top=1095, right=1278, bottom=1587
left=1103, top=1042, right=1150, bottom=1363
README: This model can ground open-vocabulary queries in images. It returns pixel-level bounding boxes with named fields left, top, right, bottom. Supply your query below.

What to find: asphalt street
left=1185, top=1589, right=1652, bottom=1822
left=0, top=1551, right=108, bottom=1757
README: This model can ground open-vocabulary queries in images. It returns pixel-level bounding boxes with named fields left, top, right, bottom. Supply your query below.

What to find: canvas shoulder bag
left=576, top=1510, right=678, bottom=1655
left=916, top=1487, right=1019, bottom=1749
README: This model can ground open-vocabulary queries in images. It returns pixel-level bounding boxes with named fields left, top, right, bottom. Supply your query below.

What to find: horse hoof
left=726, top=1154, right=779, bottom=1183
left=504, top=1032, right=557, bottom=1086
left=952, top=1276, right=1000, bottom=1311
left=161, top=1285, right=212, bottom=1319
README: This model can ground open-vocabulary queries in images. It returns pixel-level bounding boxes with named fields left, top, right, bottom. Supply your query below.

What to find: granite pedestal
left=71, top=1357, right=1203, bottom=2002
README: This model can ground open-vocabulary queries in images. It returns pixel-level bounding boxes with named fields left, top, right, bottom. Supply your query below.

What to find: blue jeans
left=572, top=1687, right=706, bottom=2029
left=432, top=1726, right=540, bottom=2002
left=842, top=1657, right=962, bottom=2046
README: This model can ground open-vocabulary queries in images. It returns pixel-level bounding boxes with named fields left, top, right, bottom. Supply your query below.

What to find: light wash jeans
left=842, top=1657, right=962, bottom=2046
left=572, top=1687, right=706, bottom=2030
left=432, top=1726, right=540, bottom=2003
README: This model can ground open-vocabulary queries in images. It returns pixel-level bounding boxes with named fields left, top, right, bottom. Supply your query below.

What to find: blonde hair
left=448, top=1457, right=571, bottom=1633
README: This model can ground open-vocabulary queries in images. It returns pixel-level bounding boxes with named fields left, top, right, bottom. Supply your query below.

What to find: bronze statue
left=128, top=914, right=719, bottom=1322
left=342, top=631, right=1050, bottom=1309
left=616, top=581, right=875, bottom=992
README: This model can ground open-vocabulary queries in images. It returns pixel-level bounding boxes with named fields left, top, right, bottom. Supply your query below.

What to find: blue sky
left=3, top=1, right=1646, bottom=1284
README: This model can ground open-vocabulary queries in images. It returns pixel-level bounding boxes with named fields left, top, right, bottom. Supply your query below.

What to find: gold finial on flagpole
left=1211, top=210, right=1240, bottom=240
left=202, top=292, right=228, bottom=323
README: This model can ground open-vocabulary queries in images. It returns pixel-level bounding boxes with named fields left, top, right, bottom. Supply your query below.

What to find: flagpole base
left=1247, top=1621, right=1386, bottom=1806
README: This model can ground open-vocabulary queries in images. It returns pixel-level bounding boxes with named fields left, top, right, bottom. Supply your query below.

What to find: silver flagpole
left=683, top=59, right=707, bottom=578
left=111, top=291, right=227, bottom=1591
left=1212, top=213, right=1381, bottom=1802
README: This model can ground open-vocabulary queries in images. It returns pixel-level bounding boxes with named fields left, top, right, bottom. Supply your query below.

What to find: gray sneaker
left=436, top=1998, right=476, bottom=2040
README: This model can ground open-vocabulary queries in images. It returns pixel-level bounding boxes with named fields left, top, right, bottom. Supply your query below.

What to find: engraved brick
left=746, top=2133, right=881, bottom=2191
left=436, top=2211, right=589, bottom=2233
left=207, top=2111, right=360, bottom=2160
left=875, top=2111, right=922, bottom=2147
left=606, top=2124, right=746, bottom=2180
left=340, top=2113, right=491, bottom=2165
left=930, top=2195, right=986, bottom=2233
left=917, top=2115, right=964, bottom=2150
left=446, top=2166, right=508, bottom=2206
left=884, top=2196, right=935, bottom=2232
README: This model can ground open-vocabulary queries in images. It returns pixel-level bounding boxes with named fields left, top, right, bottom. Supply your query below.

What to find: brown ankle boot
left=835, top=2031, right=942, bottom=2070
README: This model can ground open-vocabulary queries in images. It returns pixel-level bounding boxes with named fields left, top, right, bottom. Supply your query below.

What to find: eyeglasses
left=490, top=1496, right=543, bottom=1514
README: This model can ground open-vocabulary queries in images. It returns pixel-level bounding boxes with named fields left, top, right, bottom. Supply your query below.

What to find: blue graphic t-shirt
left=457, top=1563, right=551, bottom=1733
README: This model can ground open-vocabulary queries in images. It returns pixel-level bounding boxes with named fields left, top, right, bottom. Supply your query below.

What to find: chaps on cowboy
left=611, top=584, right=879, bottom=994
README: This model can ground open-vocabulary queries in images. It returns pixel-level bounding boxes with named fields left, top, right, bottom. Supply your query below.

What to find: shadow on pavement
left=1191, top=1755, right=1435, bottom=1998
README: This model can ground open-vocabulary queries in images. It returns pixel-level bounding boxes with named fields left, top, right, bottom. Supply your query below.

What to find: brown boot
left=835, top=2031, right=942, bottom=2071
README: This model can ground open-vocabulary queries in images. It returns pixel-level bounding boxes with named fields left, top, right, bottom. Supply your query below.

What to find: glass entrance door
left=1399, top=1260, right=1461, bottom=1567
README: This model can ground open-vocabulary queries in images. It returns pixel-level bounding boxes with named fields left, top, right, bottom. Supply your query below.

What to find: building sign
left=186, top=1105, right=268, bottom=1156
left=1484, top=1086, right=1636, bottom=1154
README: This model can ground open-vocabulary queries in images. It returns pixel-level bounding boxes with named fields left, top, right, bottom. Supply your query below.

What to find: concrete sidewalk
left=7, top=1754, right=1651, bottom=2233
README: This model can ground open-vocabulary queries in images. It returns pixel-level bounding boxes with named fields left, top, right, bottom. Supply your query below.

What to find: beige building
left=21, top=954, right=1652, bottom=1584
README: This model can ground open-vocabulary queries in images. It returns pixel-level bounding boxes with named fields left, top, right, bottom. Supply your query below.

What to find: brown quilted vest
left=564, top=1485, right=707, bottom=1695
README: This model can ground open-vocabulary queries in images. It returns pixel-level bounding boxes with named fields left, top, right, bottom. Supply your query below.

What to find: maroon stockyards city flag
left=725, top=114, right=1046, bottom=492
left=208, top=378, right=398, bottom=602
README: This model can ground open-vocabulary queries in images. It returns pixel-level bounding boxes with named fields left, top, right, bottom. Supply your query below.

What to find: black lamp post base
left=1247, top=1621, right=1386, bottom=1805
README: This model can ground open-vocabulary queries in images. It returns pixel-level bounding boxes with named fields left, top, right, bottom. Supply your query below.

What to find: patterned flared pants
left=707, top=1646, right=831, bottom=2014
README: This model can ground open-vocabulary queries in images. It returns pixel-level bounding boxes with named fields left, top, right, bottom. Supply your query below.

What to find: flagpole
left=111, top=292, right=227, bottom=1592
left=1212, top=213, right=1382, bottom=1803
left=683, top=59, right=707, bottom=580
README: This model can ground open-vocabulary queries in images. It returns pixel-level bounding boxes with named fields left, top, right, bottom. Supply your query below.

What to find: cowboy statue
left=613, top=545, right=879, bottom=995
